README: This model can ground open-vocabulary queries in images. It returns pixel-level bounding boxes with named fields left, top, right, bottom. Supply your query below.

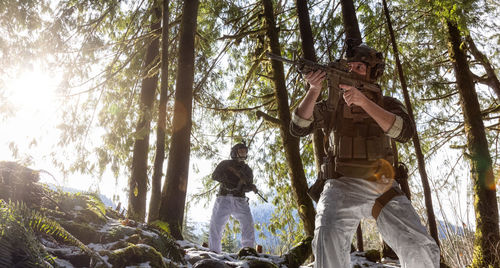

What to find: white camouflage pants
left=313, top=177, right=440, bottom=268
left=209, top=195, right=255, bottom=253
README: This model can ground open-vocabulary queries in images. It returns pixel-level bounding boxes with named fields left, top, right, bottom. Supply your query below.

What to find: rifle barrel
left=266, top=52, right=298, bottom=65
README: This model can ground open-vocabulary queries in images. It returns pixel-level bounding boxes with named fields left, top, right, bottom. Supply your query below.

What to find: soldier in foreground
left=208, top=142, right=257, bottom=253
left=290, top=43, right=440, bottom=267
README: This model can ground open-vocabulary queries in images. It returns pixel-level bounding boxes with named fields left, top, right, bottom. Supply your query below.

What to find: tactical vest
left=330, top=86, right=394, bottom=179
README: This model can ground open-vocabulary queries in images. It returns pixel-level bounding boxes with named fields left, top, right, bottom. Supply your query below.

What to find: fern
left=1, top=200, right=110, bottom=267
left=0, top=200, right=54, bottom=267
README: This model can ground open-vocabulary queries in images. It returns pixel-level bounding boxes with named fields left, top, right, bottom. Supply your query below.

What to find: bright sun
left=6, top=69, right=59, bottom=111
left=1, top=67, right=61, bottom=161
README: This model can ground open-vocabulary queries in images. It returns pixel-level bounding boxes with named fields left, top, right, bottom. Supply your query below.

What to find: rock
left=246, top=259, right=279, bottom=268
left=142, top=231, right=185, bottom=264
left=0, top=161, right=43, bottom=207
left=108, top=240, right=132, bottom=250
left=237, top=246, right=259, bottom=259
left=282, top=236, right=313, bottom=268
left=186, top=252, right=213, bottom=265
left=99, top=225, right=138, bottom=244
left=365, top=249, right=381, bottom=263
left=193, top=259, right=230, bottom=268
left=125, top=233, right=143, bottom=244
left=103, top=244, right=174, bottom=268
left=59, top=220, right=100, bottom=245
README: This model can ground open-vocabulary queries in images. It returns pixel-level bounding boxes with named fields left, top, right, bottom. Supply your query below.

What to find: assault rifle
left=227, top=166, right=268, bottom=203
left=266, top=52, right=382, bottom=111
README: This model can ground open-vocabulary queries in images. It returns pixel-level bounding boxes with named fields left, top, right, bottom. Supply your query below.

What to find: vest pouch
left=338, top=136, right=353, bottom=159
left=366, top=137, right=383, bottom=161
left=335, top=159, right=380, bottom=179
left=353, top=136, right=366, bottom=159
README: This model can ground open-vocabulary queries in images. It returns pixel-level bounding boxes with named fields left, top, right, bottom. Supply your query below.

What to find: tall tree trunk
left=127, top=5, right=161, bottom=222
left=382, top=0, right=440, bottom=246
left=339, top=0, right=362, bottom=46
left=446, top=20, right=500, bottom=268
left=338, top=0, right=366, bottom=253
left=295, top=0, right=325, bottom=171
left=391, top=140, right=411, bottom=200
left=262, top=0, right=316, bottom=239
left=148, top=0, right=170, bottom=223
left=158, top=0, right=199, bottom=240
left=356, top=223, right=363, bottom=251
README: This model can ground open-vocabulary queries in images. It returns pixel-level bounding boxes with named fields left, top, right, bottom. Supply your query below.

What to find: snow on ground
left=179, top=240, right=400, bottom=267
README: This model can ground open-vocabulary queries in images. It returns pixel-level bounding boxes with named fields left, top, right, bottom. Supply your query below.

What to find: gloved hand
left=250, top=184, right=258, bottom=193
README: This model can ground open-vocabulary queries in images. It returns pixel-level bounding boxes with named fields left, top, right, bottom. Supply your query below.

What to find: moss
left=105, top=207, right=123, bottom=220
left=104, top=244, right=175, bottom=268
left=100, top=225, right=138, bottom=243
left=0, top=200, right=55, bottom=267
left=246, top=259, right=279, bottom=268
left=142, top=229, right=185, bottom=264
left=238, top=247, right=259, bottom=259
left=108, top=240, right=133, bottom=250
left=282, top=236, right=313, bottom=268
left=59, top=220, right=99, bottom=244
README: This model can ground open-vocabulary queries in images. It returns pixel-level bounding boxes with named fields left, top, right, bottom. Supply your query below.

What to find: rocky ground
left=0, top=161, right=400, bottom=267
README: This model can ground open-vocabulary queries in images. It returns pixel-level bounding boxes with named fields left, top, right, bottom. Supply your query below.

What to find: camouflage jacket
left=290, top=96, right=415, bottom=143
left=212, top=159, right=254, bottom=197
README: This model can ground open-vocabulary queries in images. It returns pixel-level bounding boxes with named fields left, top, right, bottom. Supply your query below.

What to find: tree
left=127, top=3, right=162, bottom=222
left=158, top=0, right=200, bottom=240
left=295, top=0, right=325, bottom=171
left=446, top=18, right=500, bottom=268
left=381, top=0, right=440, bottom=247
left=148, top=0, right=171, bottom=223
left=262, top=0, right=316, bottom=239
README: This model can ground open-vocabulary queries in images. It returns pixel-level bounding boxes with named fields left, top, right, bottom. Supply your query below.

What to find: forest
left=1, top=0, right=499, bottom=267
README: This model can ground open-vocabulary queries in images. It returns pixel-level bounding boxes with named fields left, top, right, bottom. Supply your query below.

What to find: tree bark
left=158, top=0, right=199, bottom=240
left=356, top=223, right=363, bottom=252
left=391, top=140, right=411, bottom=200
left=447, top=19, right=500, bottom=268
left=262, top=0, right=316, bottom=238
left=382, top=0, right=440, bottom=246
left=127, top=5, right=161, bottom=222
left=295, top=0, right=325, bottom=171
left=338, top=0, right=365, bottom=252
left=148, top=0, right=170, bottom=223
left=339, top=0, right=362, bottom=46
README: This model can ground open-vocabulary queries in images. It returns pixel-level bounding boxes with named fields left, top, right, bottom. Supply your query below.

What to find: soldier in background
left=290, top=43, right=440, bottom=268
left=208, top=142, right=257, bottom=253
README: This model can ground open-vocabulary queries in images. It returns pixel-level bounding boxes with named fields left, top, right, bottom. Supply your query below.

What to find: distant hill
left=46, top=184, right=117, bottom=209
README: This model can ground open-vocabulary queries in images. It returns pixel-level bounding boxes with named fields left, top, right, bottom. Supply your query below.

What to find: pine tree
left=159, top=0, right=200, bottom=240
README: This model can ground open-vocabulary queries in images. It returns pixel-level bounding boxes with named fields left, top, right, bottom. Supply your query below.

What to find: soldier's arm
left=339, top=85, right=414, bottom=143
left=340, top=84, right=396, bottom=132
left=241, top=165, right=256, bottom=192
left=212, top=161, right=231, bottom=184
left=382, top=96, right=415, bottom=143
left=297, top=70, right=325, bottom=119
left=290, top=70, right=326, bottom=137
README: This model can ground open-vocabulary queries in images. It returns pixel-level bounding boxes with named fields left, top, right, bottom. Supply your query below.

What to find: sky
left=0, top=66, right=269, bottom=224
left=0, top=64, right=216, bottom=223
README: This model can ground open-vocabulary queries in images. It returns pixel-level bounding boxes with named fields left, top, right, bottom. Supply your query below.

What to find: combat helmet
left=346, top=43, right=385, bottom=81
left=230, top=142, right=248, bottom=160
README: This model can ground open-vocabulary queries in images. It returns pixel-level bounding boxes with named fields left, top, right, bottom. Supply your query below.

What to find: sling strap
left=372, top=187, right=404, bottom=220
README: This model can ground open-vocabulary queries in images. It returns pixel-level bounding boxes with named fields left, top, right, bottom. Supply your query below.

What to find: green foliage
left=0, top=199, right=106, bottom=265
left=150, top=219, right=171, bottom=234
left=0, top=200, right=54, bottom=267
